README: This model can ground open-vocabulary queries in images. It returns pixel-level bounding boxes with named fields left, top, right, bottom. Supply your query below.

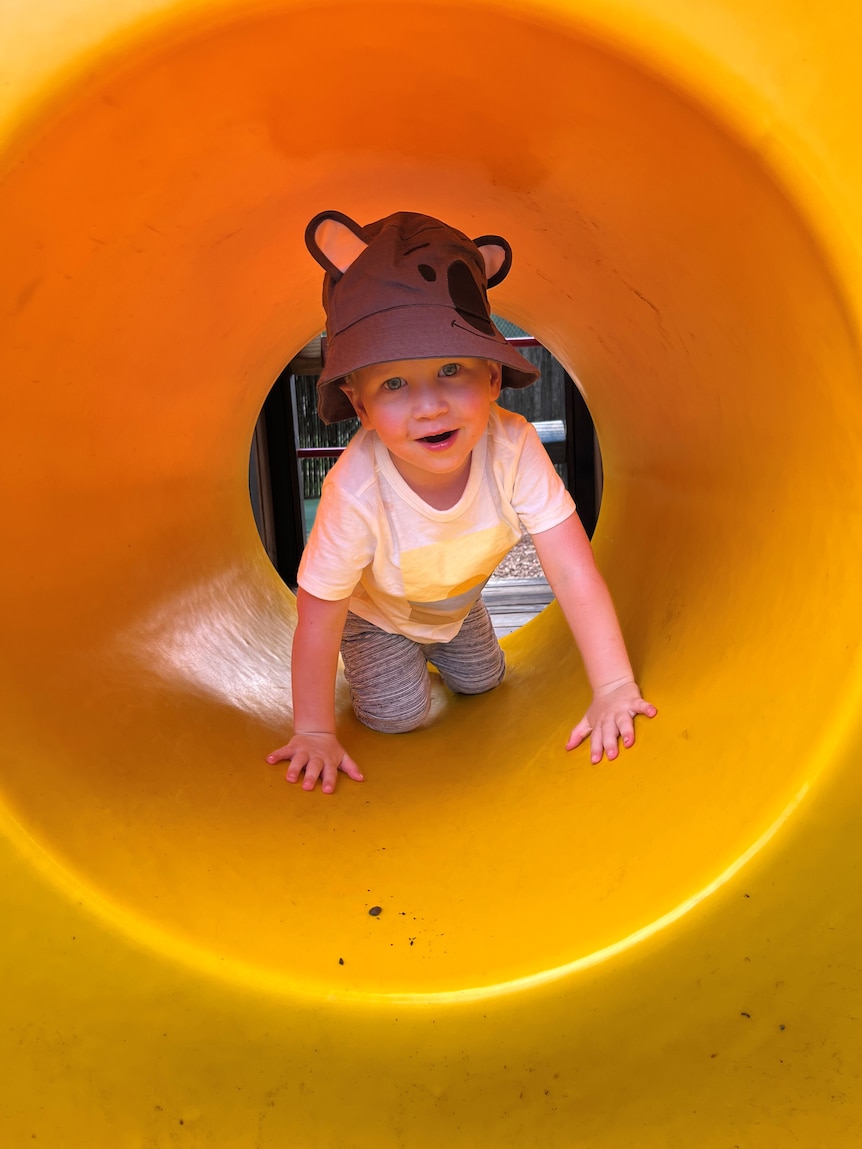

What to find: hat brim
left=316, top=305, right=540, bottom=423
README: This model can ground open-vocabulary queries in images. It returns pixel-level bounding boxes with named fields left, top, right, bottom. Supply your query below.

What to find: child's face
left=342, top=357, right=502, bottom=492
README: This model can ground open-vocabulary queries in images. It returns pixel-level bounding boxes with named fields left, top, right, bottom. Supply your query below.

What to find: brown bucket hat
left=305, top=210, right=540, bottom=423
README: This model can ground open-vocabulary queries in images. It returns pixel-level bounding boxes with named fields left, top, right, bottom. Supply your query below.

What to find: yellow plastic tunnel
left=3, top=0, right=862, bottom=1144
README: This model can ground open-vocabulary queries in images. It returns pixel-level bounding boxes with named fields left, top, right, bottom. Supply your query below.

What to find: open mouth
left=419, top=430, right=455, bottom=444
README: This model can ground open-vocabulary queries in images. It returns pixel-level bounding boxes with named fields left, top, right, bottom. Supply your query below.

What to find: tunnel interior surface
left=1, top=0, right=861, bottom=1005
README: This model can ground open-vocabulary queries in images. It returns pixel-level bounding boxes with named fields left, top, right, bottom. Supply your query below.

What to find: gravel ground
left=491, top=532, right=545, bottom=580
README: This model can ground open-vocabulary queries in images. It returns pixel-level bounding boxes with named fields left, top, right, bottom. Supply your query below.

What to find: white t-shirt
left=297, top=404, right=576, bottom=643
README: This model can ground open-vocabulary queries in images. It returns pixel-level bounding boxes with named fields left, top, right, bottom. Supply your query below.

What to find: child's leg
left=340, top=612, right=432, bottom=733
left=426, top=599, right=506, bottom=695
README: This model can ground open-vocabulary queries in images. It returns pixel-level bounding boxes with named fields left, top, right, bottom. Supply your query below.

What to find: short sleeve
left=296, top=479, right=377, bottom=600
left=509, top=420, right=577, bottom=535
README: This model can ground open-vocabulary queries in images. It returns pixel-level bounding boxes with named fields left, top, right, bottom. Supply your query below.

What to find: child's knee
left=449, top=663, right=506, bottom=696
left=353, top=690, right=431, bottom=734
left=438, top=648, right=506, bottom=696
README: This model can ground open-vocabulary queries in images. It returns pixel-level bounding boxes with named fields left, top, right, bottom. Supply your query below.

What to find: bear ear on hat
left=305, top=210, right=369, bottom=279
left=473, top=234, right=513, bottom=288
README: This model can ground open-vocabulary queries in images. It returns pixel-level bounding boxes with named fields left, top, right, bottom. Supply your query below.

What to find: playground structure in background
left=2, top=1, right=862, bottom=1145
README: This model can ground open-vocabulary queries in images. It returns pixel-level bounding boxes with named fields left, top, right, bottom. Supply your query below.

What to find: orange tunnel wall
left=2, top=0, right=862, bottom=1144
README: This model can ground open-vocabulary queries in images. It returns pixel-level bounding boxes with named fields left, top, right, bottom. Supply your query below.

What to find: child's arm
left=532, top=513, right=657, bottom=763
left=266, top=588, right=364, bottom=794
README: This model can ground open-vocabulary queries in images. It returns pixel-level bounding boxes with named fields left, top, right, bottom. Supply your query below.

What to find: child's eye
left=382, top=377, right=407, bottom=391
left=439, top=362, right=460, bottom=377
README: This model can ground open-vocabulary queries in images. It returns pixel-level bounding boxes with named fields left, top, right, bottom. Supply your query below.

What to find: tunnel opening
left=248, top=323, right=603, bottom=623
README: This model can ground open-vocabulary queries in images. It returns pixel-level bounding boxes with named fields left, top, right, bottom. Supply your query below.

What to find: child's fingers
left=592, top=723, right=618, bottom=763
left=339, top=754, right=364, bottom=783
left=304, top=754, right=365, bottom=793
left=300, top=753, right=328, bottom=791
left=566, top=717, right=591, bottom=751
left=267, top=736, right=363, bottom=793
left=320, top=761, right=338, bottom=794
left=617, top=711, right=636, bottom=750
left=285, top=752, right=310, bottom=785
left=284, top=749, right=364, bottom=793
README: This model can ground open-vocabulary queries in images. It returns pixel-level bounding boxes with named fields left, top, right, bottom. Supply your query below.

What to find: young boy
left=267, top=210, right=656, bottom=793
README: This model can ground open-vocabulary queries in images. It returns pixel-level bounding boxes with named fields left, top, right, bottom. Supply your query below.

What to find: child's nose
left=412, top=379, right=448, bottom=418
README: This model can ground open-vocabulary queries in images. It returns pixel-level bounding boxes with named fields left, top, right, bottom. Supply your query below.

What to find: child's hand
left=266, top=733, right=364, bottom=795
left=566, top=680, right=657, bottom=764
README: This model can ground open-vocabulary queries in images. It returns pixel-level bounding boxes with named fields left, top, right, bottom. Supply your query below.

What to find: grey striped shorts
left=340, top=599, right=506, bottom=733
